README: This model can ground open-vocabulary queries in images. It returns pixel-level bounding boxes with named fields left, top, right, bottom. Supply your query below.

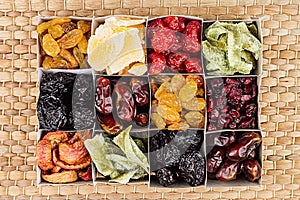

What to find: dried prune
left=178, top=151, right=205, bottom=186
left=185, top=58, right=202, bottom=73
left=227, top=132, right=262, bottom=162
left=207, top=146, right=226, bottom=173
left=214, top=131, right=236, bottom=147
left=241, top=158, right=261, bottom=182
left=216, top=160, right=239, bottom=181
left=156, top=167, right=176, bottom=187
left=130, top=78, right=149, bottom=106
left=151, top=27, right=180, bottom=54
left=95, top=77, right=113, bottom=115
left=163, top=16, right=186, bottom=32
left=114, top=84, right=135, bottom=121
left=182, top=21, right=201, bottom=53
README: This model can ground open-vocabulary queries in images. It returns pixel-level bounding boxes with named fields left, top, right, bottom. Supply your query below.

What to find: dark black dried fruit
left=178, top=151, right=205, bottom=186
left=156, top=167, right=176, bottom=187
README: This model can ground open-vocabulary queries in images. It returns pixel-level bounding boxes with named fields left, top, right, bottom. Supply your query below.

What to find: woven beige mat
left=0, top=0, right=299, bottom=199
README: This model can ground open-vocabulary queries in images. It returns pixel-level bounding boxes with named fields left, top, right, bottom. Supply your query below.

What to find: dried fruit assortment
left=37, top=71, right=94, bottom=130
left=207, top=131, right=262, bottom=182
left=150, top=129, right=205, bottom=186
left=36, top=130, right=92, bottom=183
left=95, top=76, right=150, bottom=134
left=147, top=16, right=203, bottom=74
left=88, top=16, right=147, bottom=75
left=150, top=74, right=205, bottom=130
left=206, top=77, right=258, bottom=131
left=38, top=18, right=91, bottom=70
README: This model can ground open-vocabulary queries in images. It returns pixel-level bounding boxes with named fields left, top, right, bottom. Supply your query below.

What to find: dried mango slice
left=42, top=34, right=60, bottom=57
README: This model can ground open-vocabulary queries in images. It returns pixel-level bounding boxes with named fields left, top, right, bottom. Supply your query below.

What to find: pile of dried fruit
left=150, top=74, right=205, bottom=130
left=37, top=18, right=91, bottom=70
left=207, top=77, right=258, bottom=131
left=149, top=130, right=205, bottom=186
left=95, top=77, right=150, bottom=134
left=88, top=17, right=147, bottom=75
left=36, top=131, right=92, bottom=183
left=147, top=16, right=203, bottom=74
left=37, top=71, right=94, bottom=130
left=207, top=131, right=262, bottom=182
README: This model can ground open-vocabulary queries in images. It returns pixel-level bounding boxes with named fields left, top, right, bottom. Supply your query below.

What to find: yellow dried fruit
left=42, top=56, right=53, bottom=70
left=77, top=36, right=88, bottom=54
left=157, top=104, right=180, bottom=122
left=51, top=56, right=72, bottom=69
left=182, top=98, right=206, bottom=111
left=73, top=47, right=84, bottom=66
left=151, top=113, right=166, bottom=130
left=59, top=49, right=78, bottom=68
left=48, top=24, right=64, bottom=39
left=57, top=29, right=83, bottom=49
left=77, top=20, right=91, bottom=34
left=158, top=92, right=181, bottom=112
left=171, top=74, right=186, bottom=95
left=37, top=18, right=71, bottom=34
left=42, top=34, right=60, bottom=57
left=168, top=122, right=190, bottom=130
left=184, top=111, right=205, bottom=128
left=179, top=81, right=198, bottom=102
left=154, top=82, right=172, bottom=100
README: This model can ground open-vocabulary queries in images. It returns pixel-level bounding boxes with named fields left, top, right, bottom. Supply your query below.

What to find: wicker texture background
left=0, top=0, right=299, bottom=199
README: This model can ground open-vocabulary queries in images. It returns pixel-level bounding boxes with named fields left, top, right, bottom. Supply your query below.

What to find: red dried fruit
left=151, top=27, right=180, bottom=54
left=147, top=18, right=165, bottom=39
left=214, top=132, right=236, bottom=147
left=148, top=53, right=167, bottom=74
left=182, top=21, right=201, bottom=53
left=78, top=166, right=93, bottom=181
left=114, top=84, right=135, bottom=121
left=241, top=159, right=261, bottom=182
left=207, top=146, right=226, bottom=173
left=245, top=103, right=257, bottom=117
left=216, top=160, right=240, bottom=181
left=163, top=16, right=186, bottom=32
left=167, top=52, right=189, bottom=72
left=58, top=140, right=89, bottom=165
left=186, top=75, right=204, bottom=88
left=95, top=77, right=113, bottom=115
left=185, top=58, right=202, bottom=73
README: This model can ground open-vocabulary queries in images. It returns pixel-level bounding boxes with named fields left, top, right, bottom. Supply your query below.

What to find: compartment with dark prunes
left=206, top=131, right=262, bottom=186
left=149, top=129, right=206, bottom=187
left=95, top=76, right=150, bottom=134
left=146, top=16, right=203, bottom=74
left=206, top=77, right=258, bottom=131
left=37, top=70, right=95, bottom=131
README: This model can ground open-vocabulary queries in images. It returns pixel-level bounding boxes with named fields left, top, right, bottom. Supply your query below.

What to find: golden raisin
left=77, top=20, right=91, bottom=34
left=62, top=22, right=77, bottom=33
left=77, top=36, right=88, bottom=54
left=73, top=47, right=84, bottom=66
left=158, top=92, right=181, bottom=112
left=154, top=82, right=172, bottom=100
left=51, top=56, right=72, bottom=69
left=184, top=111, right=205, bottom=128
left=179, top=81, right=197, bottom=102
left=37, top=18, right=71, bottom=34
left=42, top=56, right=53, bottom=70
left=171, top=74, right=186, bottom=95
left=48, top=24, right=64, bottom=39
left=57, top=29, right=83, bottom=49
left=151, top=113, right=166, bottom=130
left=168, top=122, right=190, bottom=130
left=182, top=98, right=206, bottom=111
left=42, top=34, right=60, bottom=57
left=59, top=49, right=78, bottom=68
left=157, top=104, right=180, bottom=122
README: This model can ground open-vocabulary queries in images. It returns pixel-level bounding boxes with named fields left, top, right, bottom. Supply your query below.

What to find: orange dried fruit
left=151, top=113, right=166, bottom=130
left=51, top=56, right=72, bottom=69
left=48, top=24, right=64, bottom=39
left=77, top=36, right=88, bottom=54
left=57, top=29, right=83, bottom=49
left=59, top=49, right=78, bottom=68
left=179, top=81, right=197, bottom=102
left=182, top=98, right=206, bottom=111
left=158, top=92, right=181, bottom=112
left=168, top=122, right=190, bottom=130
left=73, top=47, right=84, bottom=66
left=42, top=56, right=53, bottom=70
left=37, top=18, right=71, bottom=34
left=42, top=34, right=60, bottom=57
left=157, top=104, right=180, bottom=122
left=77, top=20, right=91, bottom=34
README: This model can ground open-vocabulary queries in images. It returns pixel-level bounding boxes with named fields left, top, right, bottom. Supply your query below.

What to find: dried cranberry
left=218, top=114, right=227, bottom=128
left=226, top=78, right=239, bottom=87
left=207, top=98, right=214, bottom=113
left=210, top=109, right=219, bottom=120
left=207, top=124, right=217, bottom=131
left=228, top=87, right=242, bottom=105
left=243, top=85, right=253, bottom=94
left=182, top=21, right=201, bottom=53
left=243, top=78, right=253, bottom=85
left=245, top=103, right=257, bottom=117
left=148, top=53, right=167, bottom=74
left=152, top=27, right=180, bottom=54
left=216, top=96, right=227, bottom=109
left=163, top=16, right=186, bottom=32
left=147, top=18, right=165, bottom=39
left=228, top=121, right=237, bottom=129
left=222, top=85, right=232, bottom=95
left=185, top=58, right=202, bottom=73
left=210, top=79, right=223, bottom=88
left=229, top=109, right=240, bottom=120
left=241, top=95, right=252, bottom=102
left=167, top=52, right=189, bottom=72
left=221, top=105, right=229, bottom=113
left=238, top=118, right=255, bottom=129
left=252, top=84, right=257, bottom=98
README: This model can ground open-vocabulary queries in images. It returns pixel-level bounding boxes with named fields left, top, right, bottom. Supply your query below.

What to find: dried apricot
left=37, top=18, right=71, bottom=34
left=184, top=111, right=205, bottom=128
left=42, top=56, right=53, bottom=70
left=57, top=29, right=83, bottom=49
left=59, top=49, right=78, bottom=68
left=77, top=21, right=91, bottom=34
left=168, top=122, right=190, bottom=130
left=73, top=47, right=84, bottom=66
left=151, top=113, right=166, bottom=130
left=157, top=104, right=180, bottom=122
left=182, top=98, right=206, bottom=111
left=77, top=36, right=88, bottom=54
left=48, top=24, right=64, bottom=39
left=42, top=34, right=60, bottom=57
left=179, top=81, right=197, bottom=102
left=158, top=92, right=181, bottom=112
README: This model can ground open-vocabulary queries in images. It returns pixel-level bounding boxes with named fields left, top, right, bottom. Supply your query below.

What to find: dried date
left=216, top=160, right=239, bottom=181
left=214, top=131, right=236, bottom=147
left=114, top=84, right=135, bottom=121
left=207, top=146, right=226, bottom=173
left=95, top=77, right=113, bottom=115
left=241, top=158, right=261, bottom=182
left=130, top=78, right=149, bottom=106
